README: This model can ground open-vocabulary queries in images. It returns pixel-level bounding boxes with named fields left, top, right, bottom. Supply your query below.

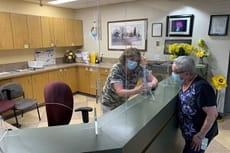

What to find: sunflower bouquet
left=194, top=39, right=210, bottom=64
left=168, top=43, right=196, bottom=59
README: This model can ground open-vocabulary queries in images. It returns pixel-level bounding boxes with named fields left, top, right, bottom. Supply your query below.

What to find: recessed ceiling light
left=48, top=0, right=77, bottom=5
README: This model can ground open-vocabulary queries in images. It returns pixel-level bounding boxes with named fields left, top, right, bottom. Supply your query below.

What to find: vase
left=199, top=57, right=204, bottom=64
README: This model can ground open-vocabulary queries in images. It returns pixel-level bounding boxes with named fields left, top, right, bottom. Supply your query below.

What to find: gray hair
left=173, top=56, right=196, bottom=74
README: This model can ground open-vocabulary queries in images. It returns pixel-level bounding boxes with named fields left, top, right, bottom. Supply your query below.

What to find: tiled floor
left=6, top=94, right=102, bottom=128
left=5, top=93, right=230, bottom=153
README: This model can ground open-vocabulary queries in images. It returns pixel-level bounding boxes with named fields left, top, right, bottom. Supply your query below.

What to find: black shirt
left=177, top=75, right=218, bottom=141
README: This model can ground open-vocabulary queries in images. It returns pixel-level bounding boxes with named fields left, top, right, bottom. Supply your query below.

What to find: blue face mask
left=172, top=72, right=184, bottom=84
left=127, top=60, right=138, bottom=70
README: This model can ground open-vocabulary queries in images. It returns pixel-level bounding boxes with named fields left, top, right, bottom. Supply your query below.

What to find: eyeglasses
left=173, top=71, right=186, bottom=74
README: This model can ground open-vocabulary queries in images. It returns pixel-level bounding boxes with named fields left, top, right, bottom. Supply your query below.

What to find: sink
left=0, top=71, right=11, bottom=75
left=0, top=69, right=31, bottom=76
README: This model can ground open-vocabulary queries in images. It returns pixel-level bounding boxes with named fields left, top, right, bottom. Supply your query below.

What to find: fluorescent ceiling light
left=48, top=0, right=77, bottom=5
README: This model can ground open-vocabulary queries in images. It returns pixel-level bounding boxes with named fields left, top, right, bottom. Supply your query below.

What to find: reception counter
left=0, top=78, right=183, bottom=153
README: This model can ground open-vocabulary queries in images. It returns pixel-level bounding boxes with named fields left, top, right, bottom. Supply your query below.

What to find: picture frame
left=107, top=19, right=148, bottom=51
left=164, top=39, right=192, bottom=54
left=152, top=23, right=162, bottom=37
left=208, top=15, right=229, bottom=36
left=166, top=14, right=194, bottom=37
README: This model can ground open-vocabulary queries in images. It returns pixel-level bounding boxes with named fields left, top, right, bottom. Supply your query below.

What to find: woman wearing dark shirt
left=172, top=56, right=218, bottom=153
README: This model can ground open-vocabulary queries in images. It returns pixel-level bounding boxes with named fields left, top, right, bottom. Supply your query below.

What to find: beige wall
left=0, top=0, right=77, bottom=64
left=75, top=0, right=230, bottom=75
left=75, top=0, right=230, bottom=113
left=0, top=0, right=75, bottom=18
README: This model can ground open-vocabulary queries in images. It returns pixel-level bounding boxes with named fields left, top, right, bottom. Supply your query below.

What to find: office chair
left=44, top=81, right=93, bottom=126
left=0, top=82, right=41, bottom=127
left=0, top=99, right=17, bottom=126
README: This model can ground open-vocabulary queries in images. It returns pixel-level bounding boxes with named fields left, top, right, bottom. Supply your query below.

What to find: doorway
left=224, top=50, right=230, bottom=113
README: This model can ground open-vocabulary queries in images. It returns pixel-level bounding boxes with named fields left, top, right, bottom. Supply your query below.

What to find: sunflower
left=211, top=74, right=228, bottom=90
left=168, top=43, right=195, bottom=59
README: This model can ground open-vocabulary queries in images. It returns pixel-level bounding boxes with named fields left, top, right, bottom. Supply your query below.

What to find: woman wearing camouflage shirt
left=101, top=48, right=158, bottom=113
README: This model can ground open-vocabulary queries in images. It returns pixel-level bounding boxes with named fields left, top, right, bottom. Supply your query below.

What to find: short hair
left=119, top=48, right=141, bottom=66
left=173, top=56, right=196, bottom=74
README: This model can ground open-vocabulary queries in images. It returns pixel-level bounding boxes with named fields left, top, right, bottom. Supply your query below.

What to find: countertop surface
left=0, top=79, right=179, bottom=153
left=0, top=62, right=115, bottom=80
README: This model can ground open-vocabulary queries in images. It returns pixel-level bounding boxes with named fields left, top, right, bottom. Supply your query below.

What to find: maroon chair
left=44, top=81, right=73, bottom=126
left=44, top=81, right=92, bottom=126
left=0, top=100, right=18, bottom=126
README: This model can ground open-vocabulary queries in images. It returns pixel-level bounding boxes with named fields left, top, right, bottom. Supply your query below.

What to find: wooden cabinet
left=64, top=19, right=83, bottom=46
left=41, top=16, right=55, bottom=48
left=27, top=15, right=43, bottom=48
left=11, top=14, right=44, bottom=49
left=77, top=66, right=90, bottom=94
left=64, top=18, right=74, bottom=46
left=53, top=17, right=65, bottom=47
left=0, top=79, right=12, bottom=86
left=48, top=69, right=63, bottom=82
left=73, top=20, right=83, bottom=46
left=1, top=12, right=83, bottom=49
left=48, top=67, right=78, bottom=93
left=0, top=12, right=14, bottom=50
left=63, top=67, right=78, bottom=93
left=11, top=13, right=29, bottom=49
left=11, top=75, right=33, bottom=99
left=99, top=68, right=110, bottom=87
left=31, top=72, right=49, bottom=104
left=77, top=66, right=101, bottom=95
left=89, top=67, right=100, bottom=95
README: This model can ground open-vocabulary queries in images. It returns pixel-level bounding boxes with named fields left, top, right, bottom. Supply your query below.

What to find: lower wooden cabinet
left=12, top=75, right=33, bottom=99
left=77, top=66, right=109, bottom=96
left=31, top=72, right=49, bottom=104
left=48, top=67, right=78, bottom=93
left=0, top=79, right=12, bottom=86
left=0, top=66, right=109, bottom=105
left=63, top=67, right=78, bottom=93
left=89, top=67, right=100, bottom=95
left=99, top=68, right=110, bottom=88
left=77, top=66, right=90, bottom=94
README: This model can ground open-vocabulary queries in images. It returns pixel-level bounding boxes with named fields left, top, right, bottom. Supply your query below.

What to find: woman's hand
left=191, top=134, right=202, bottom=151
left=134, top=85, right=144, bottom=94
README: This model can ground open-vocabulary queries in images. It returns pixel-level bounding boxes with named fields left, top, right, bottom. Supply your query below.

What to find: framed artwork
left=164, top=39, right=192, bottom=54
left=152, top=23, right=162, bottom=37
left=107, top=19, right=148, bottom=51
left=208, top=15, right=229, bottom=36
left=166, top=14, right=194, bottom=37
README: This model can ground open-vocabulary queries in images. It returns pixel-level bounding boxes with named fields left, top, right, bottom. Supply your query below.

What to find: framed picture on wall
left=107, top=19, right=148, bottom=51
left=164, top=39, right=192, bottom=54
left=166, top=14, right=194, bottom=37
left=152, top=23, right=162, bottom=37
left=208, top=15, right=229, bottom=36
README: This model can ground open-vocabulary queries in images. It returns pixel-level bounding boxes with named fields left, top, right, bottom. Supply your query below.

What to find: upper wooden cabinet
left=10, top=13, right=29, bottom=49
left=73, top=20, right=83, bottom=46
left=53, top=17, right=65, bottom=47
left=27, top=15, right=43, bottom=49
left=64, top=18, right=74, bottom=46
left=41, top=16, right=55, bottom=48
left=1, top=12, right=83, bottom=49
left=0, top=12, right=14, bottom=50
left=64, top=19, right=83, bottom=46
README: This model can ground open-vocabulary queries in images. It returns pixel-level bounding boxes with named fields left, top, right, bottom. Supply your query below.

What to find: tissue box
left=28, top=61, right=44, bottom=68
